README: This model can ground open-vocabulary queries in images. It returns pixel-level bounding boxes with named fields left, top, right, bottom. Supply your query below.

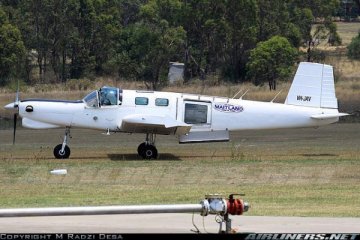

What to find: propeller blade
left=15, top=80, right=20, bottom=107
left=13, top=113, right=17, bottom=145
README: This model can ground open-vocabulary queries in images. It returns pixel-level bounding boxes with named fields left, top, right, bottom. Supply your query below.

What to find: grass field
left=0, top=123, right=359, bottom=217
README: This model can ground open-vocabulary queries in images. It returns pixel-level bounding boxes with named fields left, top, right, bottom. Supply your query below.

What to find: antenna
left=239, top=89, right=249, bottom=100
left=232, top=89, right=243, bottom=99
left=270, top=89, right=283, bottom=103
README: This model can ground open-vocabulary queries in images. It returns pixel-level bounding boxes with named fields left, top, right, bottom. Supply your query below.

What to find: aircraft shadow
left=108, top=153, right=181, bottom=161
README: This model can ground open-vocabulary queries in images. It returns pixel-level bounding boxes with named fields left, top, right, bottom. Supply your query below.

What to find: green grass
left=0, top=123, right=359, bottom=217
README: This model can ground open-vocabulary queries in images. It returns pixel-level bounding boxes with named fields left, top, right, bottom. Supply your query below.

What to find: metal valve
left=200, top=194, right=249, bottom=216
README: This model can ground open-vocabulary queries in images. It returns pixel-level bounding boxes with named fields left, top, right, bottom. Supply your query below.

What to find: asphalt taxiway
left=0, top=214, right=359, bottom=233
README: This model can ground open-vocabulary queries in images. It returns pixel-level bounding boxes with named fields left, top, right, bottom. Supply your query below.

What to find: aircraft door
left=183, top=100, right=212, bottom=129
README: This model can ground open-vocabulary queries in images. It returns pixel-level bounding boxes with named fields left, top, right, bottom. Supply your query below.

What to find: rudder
left=285, top=62, right=338, bottom=109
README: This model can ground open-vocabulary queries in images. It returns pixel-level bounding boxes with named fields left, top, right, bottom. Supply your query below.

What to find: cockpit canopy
left=83, top=86, right=122, bottom=107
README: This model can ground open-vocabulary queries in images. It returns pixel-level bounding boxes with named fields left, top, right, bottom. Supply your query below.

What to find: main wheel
left=138, top=144, right=158, bottom=159
left=137, top=142, right=147, bottom=157
left=143, top=145, right=158, bottom=159
left=53, top=144, right=71, bottom=159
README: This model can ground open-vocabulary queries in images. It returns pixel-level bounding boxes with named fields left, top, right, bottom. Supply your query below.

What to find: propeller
left=13, top=81, right=20, bottom=145
left=13, top=112, right=18, bottom=145
left=4, top=81, right=21, bottom=145
left=4, top=95, right=20, bottom=145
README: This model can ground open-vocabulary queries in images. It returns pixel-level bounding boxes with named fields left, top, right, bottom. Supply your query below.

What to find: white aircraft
left=4, top=62, right=348, bottom=159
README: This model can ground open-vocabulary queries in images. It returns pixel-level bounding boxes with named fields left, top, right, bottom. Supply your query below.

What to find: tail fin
left=285, top=62, right=338, bottom=109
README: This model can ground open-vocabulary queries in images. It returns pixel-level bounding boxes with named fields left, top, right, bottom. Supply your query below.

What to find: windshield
left=83, top=90, right=99, bottom=107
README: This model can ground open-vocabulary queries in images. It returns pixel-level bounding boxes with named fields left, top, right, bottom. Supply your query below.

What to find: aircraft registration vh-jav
left=4, top=62, right=348, bottom=159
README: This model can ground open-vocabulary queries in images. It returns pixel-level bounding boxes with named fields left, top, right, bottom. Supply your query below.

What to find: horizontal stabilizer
left=311, top=113, right=349, bottom=120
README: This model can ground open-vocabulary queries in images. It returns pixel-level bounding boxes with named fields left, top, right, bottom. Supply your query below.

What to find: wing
left=120, top=114, right=191, bottom=135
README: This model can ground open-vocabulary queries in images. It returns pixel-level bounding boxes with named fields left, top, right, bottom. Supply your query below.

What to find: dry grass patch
left=0, top=124, right=359, bottom=217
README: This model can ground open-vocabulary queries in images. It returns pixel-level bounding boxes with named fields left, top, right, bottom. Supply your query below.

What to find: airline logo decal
left=214, top=103, right=244, bottom=113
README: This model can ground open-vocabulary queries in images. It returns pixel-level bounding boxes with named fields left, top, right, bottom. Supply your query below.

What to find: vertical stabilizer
left=285, top=62, right=338, bottom=109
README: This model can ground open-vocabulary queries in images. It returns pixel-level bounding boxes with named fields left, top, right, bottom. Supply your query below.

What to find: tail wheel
left=53, top=144, right=71, bottom=159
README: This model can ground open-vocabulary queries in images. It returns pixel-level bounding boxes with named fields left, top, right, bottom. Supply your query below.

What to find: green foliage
left=347, top=33, right=360, bottom=60
left=0, top=7, right=26, bottom=86
left=257, top=0, right=291, bottom=42
left=221, top=0, right=258, bottom=80
left=246, top=36, right=298, bottom=90
left=290, top=0, right=340, bottom=19
left=110, top=0, right=185, bottom=89
left=326, top=20, right=342, bottom=46
left=0, top=0, right=344, bottom=88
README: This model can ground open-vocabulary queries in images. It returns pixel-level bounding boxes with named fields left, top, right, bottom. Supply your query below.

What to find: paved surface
left=0, top=214, right=359, bottom=233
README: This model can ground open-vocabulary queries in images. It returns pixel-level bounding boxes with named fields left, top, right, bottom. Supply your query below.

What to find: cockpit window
left=83, top=87, right=122, bottom=108
left=83, top=91, right=99, bottom=108
left=99, top=87, right=118, bottom=106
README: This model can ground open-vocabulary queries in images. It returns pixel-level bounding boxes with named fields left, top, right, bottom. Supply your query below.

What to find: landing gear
left=54, top=127, right=71, bottom=159
left=54, top=144, right=71, bottom=159
left=138, top=144, right=158, bottom=159
left=137, top=133, right=158, bottom=159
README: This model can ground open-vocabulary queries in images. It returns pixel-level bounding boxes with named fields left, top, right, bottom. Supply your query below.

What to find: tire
left=141, top=144, right=158, bottom=159
left=137, top=142, right=147, bottom=157
left=53, top=144, right=71, bottom=159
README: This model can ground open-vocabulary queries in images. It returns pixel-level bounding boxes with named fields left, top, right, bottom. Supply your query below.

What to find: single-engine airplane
left=4, top=62, right=348, bottom=159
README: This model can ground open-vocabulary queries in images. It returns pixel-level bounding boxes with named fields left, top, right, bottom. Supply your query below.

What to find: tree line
left=0, top=0, right=349, bottom=90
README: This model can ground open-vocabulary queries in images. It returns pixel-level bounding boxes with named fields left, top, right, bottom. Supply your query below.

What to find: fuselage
left=17, top=89, right=339, bottom=133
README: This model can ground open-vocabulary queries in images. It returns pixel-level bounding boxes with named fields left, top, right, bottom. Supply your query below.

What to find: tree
left=355, top=0, right=360, bottom=16
left=112, top=0, right=186, bottom=89
left=118, top=0, right=143, bottom=27
left=246, top=36, right=298, bottom=90
left=255, top=0, right=304, bottom=48
left=180, top=0, right=224, bottom=80
left=289, top=0, right=341, bottom=61
left=348, top=32, right=360, bottom=60
left=16, top=0, right=53, bottom=82
left=180, top=0, right=258, bottom=82
left=0, top=7, right=25, bottom=86
left=118, top=24, right=185, bottom=90
left=0, top=0, right=345, bottom=86
left=222, top=0, right=258, bottom=81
